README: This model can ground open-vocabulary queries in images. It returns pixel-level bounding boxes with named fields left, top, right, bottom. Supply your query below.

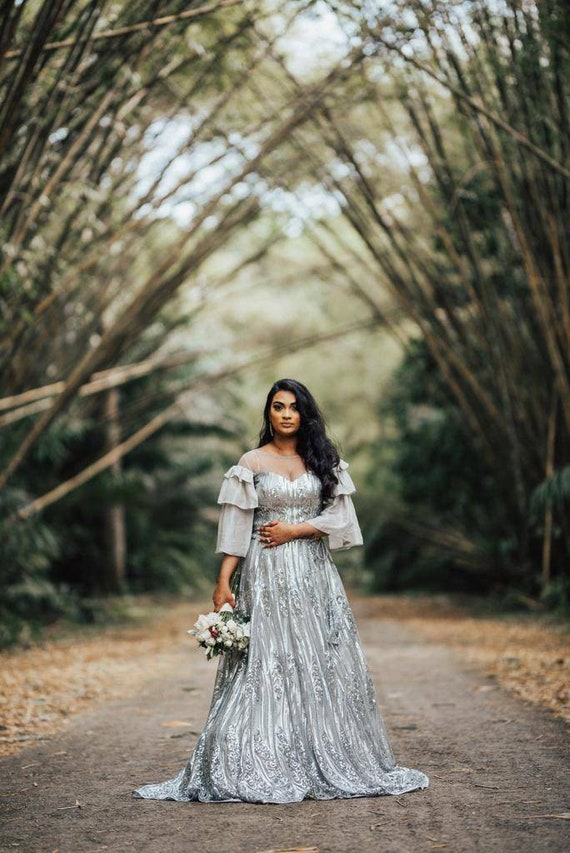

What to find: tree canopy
left=1, top=0, right=568, bottom=643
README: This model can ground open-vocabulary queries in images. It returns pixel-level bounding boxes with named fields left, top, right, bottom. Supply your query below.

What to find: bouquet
left=188, top=603, right=250, bottom=660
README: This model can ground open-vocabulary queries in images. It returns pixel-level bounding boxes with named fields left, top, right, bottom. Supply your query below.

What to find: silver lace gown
left=133, top=469, right=429, bottom=803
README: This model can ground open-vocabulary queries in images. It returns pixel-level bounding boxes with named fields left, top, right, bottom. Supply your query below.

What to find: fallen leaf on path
left=160, top=720, right=193, bottom=727
left=528, top=813, right=570, bottom=820
left=169, top=730, right=200, bottom=738
left=55, top=798, right=82, bottom=810
left=255, top=848, right=320, bottom=853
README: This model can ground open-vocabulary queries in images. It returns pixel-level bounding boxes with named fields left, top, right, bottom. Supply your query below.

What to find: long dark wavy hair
left=258, top=379, right=340, bottom=505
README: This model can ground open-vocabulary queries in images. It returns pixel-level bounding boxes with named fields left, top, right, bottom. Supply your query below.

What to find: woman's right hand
left=213, top=582, right=236, bottom=612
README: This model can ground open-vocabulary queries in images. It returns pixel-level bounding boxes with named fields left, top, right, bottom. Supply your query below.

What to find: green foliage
left=362, top=339, right=528, bottom=596
left=539, top=578, right=570, bottom=615
left=0, top=488, right=80, bottom=647
left=531, top=467, right=570, bottom=515
left=0, top=412, right=226, bottom=644
left=118, top=437, right=220, bottom=594
left=0, top=327, right=242, bottom=644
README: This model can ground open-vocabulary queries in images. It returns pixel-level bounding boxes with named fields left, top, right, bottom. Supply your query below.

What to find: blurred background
left=0, top=0, right=568, bottom=646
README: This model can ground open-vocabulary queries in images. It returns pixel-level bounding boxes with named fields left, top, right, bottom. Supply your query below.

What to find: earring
left=269, top=423, right=274, bottom=436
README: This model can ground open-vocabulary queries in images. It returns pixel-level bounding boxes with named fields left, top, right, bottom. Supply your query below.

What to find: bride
left=133, top=378, right=428, bottom=803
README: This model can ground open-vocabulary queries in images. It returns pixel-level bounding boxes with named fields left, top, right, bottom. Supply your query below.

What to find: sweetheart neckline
left=254, top=470, right=315, bottom=485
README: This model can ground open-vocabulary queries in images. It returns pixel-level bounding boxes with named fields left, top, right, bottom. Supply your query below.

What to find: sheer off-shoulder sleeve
left=215, top=463, right=258, bottom=557
left=217, top=464, right=258, bottom=509
left=306, top=460, right=363, bottom=551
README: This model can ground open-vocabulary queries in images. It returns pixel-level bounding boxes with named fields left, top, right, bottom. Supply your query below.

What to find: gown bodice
left=252, top=471, right=323, bottom=529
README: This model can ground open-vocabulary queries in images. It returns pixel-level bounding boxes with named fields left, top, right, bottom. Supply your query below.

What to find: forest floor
left=0, top=593, right=568, bottom=853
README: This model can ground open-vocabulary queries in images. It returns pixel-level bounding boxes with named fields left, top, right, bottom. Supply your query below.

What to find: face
left=269, top=390, right=301, bottom=438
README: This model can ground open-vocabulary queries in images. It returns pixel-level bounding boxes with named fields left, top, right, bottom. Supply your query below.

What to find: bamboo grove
left=0, top=0, right=568, bottom=640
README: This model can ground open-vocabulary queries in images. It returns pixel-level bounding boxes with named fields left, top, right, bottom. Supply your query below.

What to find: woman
left=133, top=379, right=428, bottom=803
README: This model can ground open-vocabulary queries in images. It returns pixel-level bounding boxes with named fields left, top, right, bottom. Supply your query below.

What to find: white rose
left=205, top=637, right=216, bottom=646
left=194, top=611, right=218, bottom=633
left=226, top=619, right=236, bottom=631
left=224, top=639, right=232, bottom=647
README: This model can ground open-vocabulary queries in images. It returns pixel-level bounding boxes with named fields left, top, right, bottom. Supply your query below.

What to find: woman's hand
left=259, top=520, right=323, bottom=548
left=213, top=581, right=235, bottom=612
left=258, top=520, right=294, bottom=548
left=213, top=554, right=239, bottom=611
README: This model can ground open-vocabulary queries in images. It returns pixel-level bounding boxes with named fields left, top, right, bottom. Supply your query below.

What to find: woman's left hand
left=259, top=520, right=294, bottom=547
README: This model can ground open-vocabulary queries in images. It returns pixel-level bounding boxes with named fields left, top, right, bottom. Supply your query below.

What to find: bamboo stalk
left=370, top=29, right=570, bottom=179
left=541, top=392, right=558, bottom=593
left=0, top=349, right=208, bottom=414
left=4, top=316, right=386, bottom=523
left=0, top=38, right=369, bottom=492
left=2, top=1, right=248, bottom=60
left=0, top=0, right=70, bottom=152
left=102, top=378, right=126, bottom=592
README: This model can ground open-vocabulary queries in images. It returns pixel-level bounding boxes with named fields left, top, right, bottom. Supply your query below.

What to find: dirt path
left=1, top=599, right=568, bottom=853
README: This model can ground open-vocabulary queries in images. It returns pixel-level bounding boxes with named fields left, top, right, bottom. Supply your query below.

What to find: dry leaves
left=0, top=594, right=567, bottom=761
left=356, top=595, right=570, bottom=723
left=0, top=597, right=209, bottom=757
left=421, top=616, right=568, bottom=723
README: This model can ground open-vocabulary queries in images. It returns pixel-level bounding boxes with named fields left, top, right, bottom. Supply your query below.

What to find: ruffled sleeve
left=217, top=465, right=258, bottom=510
left=305, top=460, right=363, bottom=551
left=333, top=459, right=358, bottom=497
left=215, top=464, right=258, bottom=557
